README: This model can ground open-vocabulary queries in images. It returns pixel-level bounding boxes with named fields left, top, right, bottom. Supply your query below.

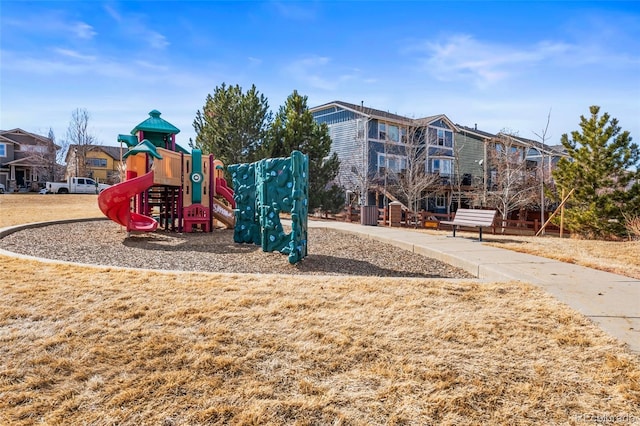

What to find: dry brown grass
left=1, top=194, right=639, bottom=424
left=1, top=259, right=639, bottom=425
left=0, top=194, right=102, bottom=228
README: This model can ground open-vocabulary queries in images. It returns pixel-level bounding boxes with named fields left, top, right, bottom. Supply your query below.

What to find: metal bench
left=440, top=208, right=497, bottom=241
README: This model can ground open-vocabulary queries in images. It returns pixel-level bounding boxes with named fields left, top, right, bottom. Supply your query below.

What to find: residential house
left=310, top=101, right=457, bottom=213
left=0, top=129, right=59, bottom=192
left=454, top=125, right=568, bottom=216
left=65, top=145, right=125, bottom=184
left=454, top=125, right=495, bottom=207
left=310, top=101, right=569, bottom=216
left=493, top=133, right=567, bottom=190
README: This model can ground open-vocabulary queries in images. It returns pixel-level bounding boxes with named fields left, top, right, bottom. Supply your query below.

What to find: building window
left=379, top=122, right=387, bottom=140
left=510, top=146, right=523, bottom=161
left=378, top=153, right=406, bottom=173
left=387, top=125, right=399, bottom=142
left=23, top=145, right=48, bottom=154
left=432, top=158, right=452, bottom=176
left=435, top=194, right=447, bottom=209
left=378, top=122, right=402, bottom=143
left=87, top=158, right=107, bottom=167
left=0, top=143, right=6, bottom=157
left=429, top=127, right=453, bottom=147
left=497, top=143, right=524, bottom=163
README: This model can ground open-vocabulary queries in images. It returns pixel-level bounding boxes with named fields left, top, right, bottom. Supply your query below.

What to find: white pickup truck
left=45, top=177, right=111, bottom=194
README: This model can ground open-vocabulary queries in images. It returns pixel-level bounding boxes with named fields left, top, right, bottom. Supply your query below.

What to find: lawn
left=1, top=194, right=639, bottom=425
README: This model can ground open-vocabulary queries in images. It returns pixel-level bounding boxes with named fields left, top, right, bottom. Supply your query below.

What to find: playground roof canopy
left=118, top=134, right=139, bottom=148
left=131, top=110, right=180, bottom=135
left=122, top=139, right=163, bottom=160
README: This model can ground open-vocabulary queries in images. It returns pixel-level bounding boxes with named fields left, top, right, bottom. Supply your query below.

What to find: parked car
left=44, top=177, right=111, bottom=194
left=0, top=183, right=5, bottom=194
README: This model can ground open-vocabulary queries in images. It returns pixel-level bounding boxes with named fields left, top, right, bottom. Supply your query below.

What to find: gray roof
left=99, top=145, right=126, bottom=160
left=316, top=100, right=413, bottom=123
left=68, top=144, right=125, bottom=161
left=0, top=128, right=60, bottom=149
left=313, top=101, right=456, bottom=130
left=456, top=124, right=497, bottom=139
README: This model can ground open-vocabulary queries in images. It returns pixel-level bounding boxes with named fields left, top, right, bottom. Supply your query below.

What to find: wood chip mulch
left=0, top=220, right=474, bottom=278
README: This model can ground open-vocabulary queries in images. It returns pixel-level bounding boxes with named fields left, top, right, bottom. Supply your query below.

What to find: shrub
left=622, top=213, right=640, bottom=241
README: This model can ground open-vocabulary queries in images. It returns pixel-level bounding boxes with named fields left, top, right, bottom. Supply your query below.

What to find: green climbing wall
left=230, top=151, right=308, bottom=264
left=228, top=161, right=260, bottom=245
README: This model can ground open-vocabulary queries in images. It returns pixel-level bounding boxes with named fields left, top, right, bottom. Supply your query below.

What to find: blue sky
left=1, top=1, right=639, bottom=149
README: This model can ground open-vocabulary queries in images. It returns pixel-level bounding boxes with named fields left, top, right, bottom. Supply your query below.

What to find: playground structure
left=230, top=151, right=309, bottom=264
left=97, top=110, right=310, bottom=264
left=98, top=110, right=235, bottom=234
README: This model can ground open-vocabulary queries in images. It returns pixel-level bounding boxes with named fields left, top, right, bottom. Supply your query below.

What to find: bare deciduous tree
left=341, top=116, right=371, bottom=207
left=65, top=108, right=98, bottom=177
left=384, top=125, right=441, bottom=224
left=25, top=128, right=59, bottom=185
left=450, top=141, right=465, bottom=210
left=53, top=127, right=68, bottom=168
left=485, top=132, right=538, bottom=232
left=532, top=109, right=552, bottom=235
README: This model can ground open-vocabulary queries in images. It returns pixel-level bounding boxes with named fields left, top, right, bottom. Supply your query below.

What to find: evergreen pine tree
left=552, top=106, right=640, bottom=238
left=193, top=83, right=271, bottom=166
left=262, top=90, right=343, bottom=212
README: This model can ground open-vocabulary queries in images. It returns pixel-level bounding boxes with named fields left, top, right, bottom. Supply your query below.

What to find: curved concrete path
left=308, top=220, right=640, bottom=354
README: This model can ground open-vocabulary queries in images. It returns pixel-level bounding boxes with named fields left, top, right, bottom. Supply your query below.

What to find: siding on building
left=66, top=145, right=124, bottom=184
left=455, top=132, right=486, bottom=182
left=328, top=120, right=362, bottom=189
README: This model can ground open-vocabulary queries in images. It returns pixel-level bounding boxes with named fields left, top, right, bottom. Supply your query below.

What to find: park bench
left=440, top=208, right=497, bottom=241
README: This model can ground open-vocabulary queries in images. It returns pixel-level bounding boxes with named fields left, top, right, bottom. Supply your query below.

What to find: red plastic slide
left=98, top=171, right=158, bottom=232
left=215, top=177, right=236, bottom=208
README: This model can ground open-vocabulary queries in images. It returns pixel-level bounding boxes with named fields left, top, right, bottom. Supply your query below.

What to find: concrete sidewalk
left=308, top=220, right=640, bottom=354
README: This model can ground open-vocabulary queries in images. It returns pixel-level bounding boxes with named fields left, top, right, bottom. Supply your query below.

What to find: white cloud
left=2, top=13, right=96, bottom=42
left=414, top=34, right=573, bottom=88
left=248, top=57, right=262, bottom=66
left=103, top=4, right=169, bottom=50
left=412, top=32, right=640, bottom=92
left=148, top=31, right=169, bottom=49
left=72, top=21, right=97, bottom=40
left=103, top=4, right=122, bottom=23
left=284, top=56, right=369, bottom=91
left=133, top=60, right=169, bottom=72
left=54, top=48, right=96, bottom=62
left=271, top=1, right=318, bottom=20
left=284, top=56, right=335, bottom=90
left=1, top=50, right=87, bottom=75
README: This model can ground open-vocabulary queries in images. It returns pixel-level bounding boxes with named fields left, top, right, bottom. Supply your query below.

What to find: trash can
left=360, top=205, right=379, bottom=226
left=389, top=201, right=402, bottom=227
